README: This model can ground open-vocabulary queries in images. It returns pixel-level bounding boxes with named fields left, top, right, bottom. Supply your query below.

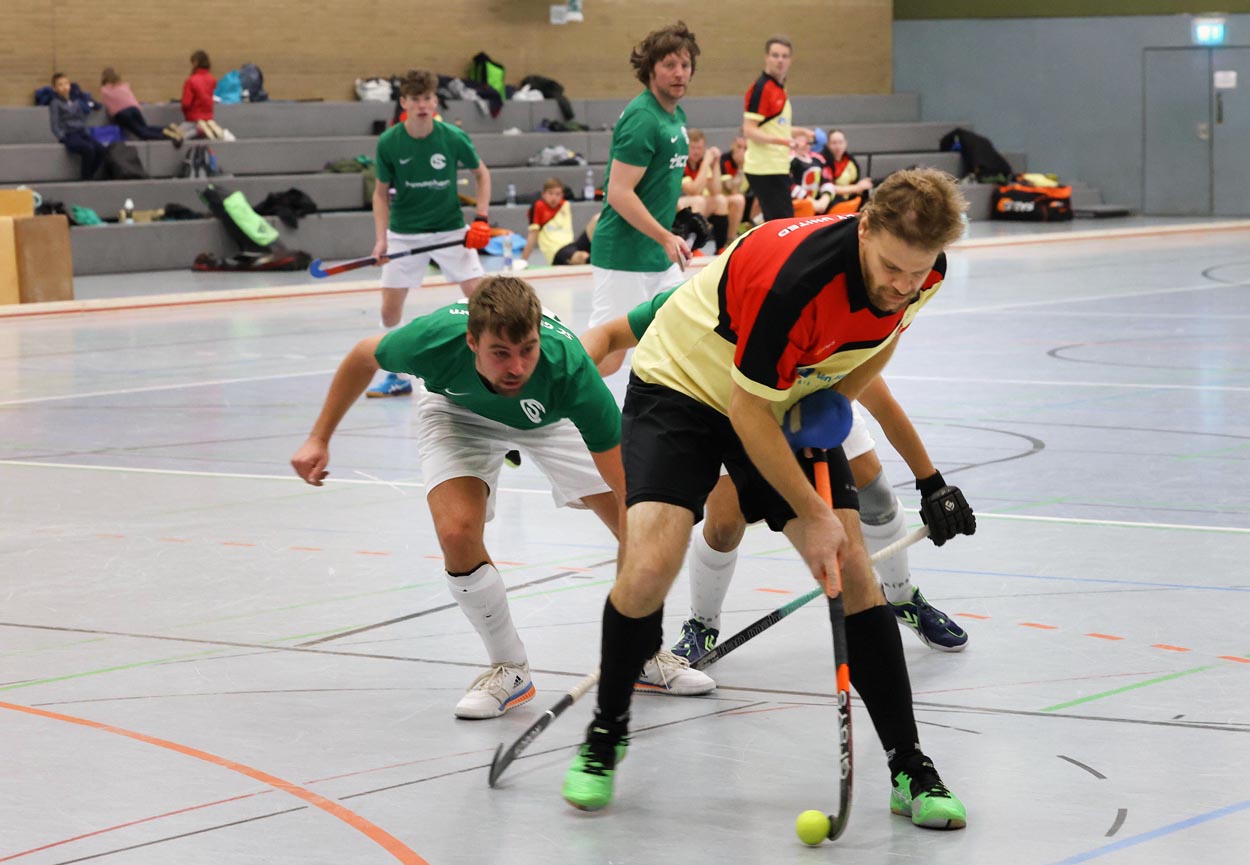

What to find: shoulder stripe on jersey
left=745, top=74, right=784, bottom=124
left=736, top=225, right=850, bottom=387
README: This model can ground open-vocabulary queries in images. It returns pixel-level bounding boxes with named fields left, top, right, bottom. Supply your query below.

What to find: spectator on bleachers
left=719, top=134, right=754, bottom=232
left=789, top=129, right=833, bottom=217
left=742, top=35, right=813, bottom=221
left=47, top=72, right=106, bottom=181
left=520, top=177, right=599, bottom=266
left=820, top=128, right=873, bottom=213
left=677, top=128, right=738, bottom=252
left=99, top=67, right=177, bottom=143
left=181, top=50, right=222, bottom=139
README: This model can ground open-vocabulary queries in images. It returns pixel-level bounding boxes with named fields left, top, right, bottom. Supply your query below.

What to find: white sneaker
left=635, top=650, right=716, bottom=695
left=454, top=662, right=535, bottom=719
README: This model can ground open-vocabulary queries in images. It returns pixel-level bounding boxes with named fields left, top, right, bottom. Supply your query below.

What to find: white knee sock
left=688, top=531, right=738, bottom=631
left=862, top=506, right=913, bottom=604
left=446, top=563, right=526, bottom=665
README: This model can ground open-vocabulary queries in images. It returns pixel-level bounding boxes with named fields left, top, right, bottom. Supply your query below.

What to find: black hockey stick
left=807, top=447, right=852, bottom=841
left=486, top=520, right=926, bottom=788
left=691, top=524, right=927, bottom=671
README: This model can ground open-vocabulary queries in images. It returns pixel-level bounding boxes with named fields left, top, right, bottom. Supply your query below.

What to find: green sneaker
left=562, top=724, right=629, bottom=811
left=889, top=753, right=967, bottom=829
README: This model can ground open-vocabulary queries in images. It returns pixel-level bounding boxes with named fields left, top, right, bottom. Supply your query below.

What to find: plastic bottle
left=506, top=183, right=517, bottom=207
left=122, top=198, right=135, bottom=224
left=502, top=233, right=514, bottom=272
left=583, top=169, right=595, bottom=201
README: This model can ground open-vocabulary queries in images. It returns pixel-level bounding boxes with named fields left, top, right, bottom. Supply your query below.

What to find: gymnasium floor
left=1, top=218, right=1248, bottom=865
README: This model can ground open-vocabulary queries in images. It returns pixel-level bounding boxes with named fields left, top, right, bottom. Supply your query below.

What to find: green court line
left=993, top=495, right=1071, bottom=514
left=0, top=624, right=374, bottom=694
left=1040, top=666, right=1214, bottom=712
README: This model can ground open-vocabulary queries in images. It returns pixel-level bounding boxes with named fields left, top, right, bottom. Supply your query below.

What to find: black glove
left=916, top=472, right=975, bottom=547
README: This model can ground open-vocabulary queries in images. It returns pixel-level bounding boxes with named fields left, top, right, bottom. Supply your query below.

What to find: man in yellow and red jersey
left=742, top=35, right=814, bottom=221
left=562, top=168, right=975, bottom=832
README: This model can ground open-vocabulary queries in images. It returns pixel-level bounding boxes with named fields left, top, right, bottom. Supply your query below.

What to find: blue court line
left=1048, top=797, right=1250, bottom=864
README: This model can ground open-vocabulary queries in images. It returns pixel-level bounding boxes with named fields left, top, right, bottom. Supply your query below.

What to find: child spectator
left=520, top=178, right=598, bottom=266
left=181, top=50, right=222, bottom=139
left=99, top=67, right=177, bottom=142
left=47, top=72, right=106, bottom=180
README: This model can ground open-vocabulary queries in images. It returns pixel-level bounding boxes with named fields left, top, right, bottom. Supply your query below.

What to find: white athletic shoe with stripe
left=635, top=650, right=715, bottom=695
left=454, top=661, right=535, bottom=719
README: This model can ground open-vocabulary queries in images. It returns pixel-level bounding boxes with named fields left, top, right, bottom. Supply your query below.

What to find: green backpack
left=469, top=52, right=506, bottom=100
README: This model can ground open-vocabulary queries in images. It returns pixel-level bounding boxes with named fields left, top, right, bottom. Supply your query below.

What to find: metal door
left=1143, top=48, right=1211, bottom=215
left=1212, top=47, right=1250, bottom=216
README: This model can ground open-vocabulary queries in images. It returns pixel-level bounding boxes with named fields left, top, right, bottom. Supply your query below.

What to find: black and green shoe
left=562, top=723, right=629, bottom=811
left=889, top=752, right=967, bottom=829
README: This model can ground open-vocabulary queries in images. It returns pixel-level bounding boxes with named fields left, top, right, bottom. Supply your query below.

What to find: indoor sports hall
left=3, top=4, right=1249, bottom=865
left=2, top=217, right=1248, bottom=865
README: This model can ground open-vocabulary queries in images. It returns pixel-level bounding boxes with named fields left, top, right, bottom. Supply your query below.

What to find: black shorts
left=621, top=374, right=858, bottom=531
left=553, top=230, right=591, bottom=265
left=744, top=173, right=794, bottom=221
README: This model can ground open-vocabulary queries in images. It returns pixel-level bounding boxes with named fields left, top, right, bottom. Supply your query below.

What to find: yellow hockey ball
left=795, top=809, right=831, bottom=846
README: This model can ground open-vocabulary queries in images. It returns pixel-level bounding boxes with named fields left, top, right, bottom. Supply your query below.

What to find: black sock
left=709, top=214, right=729, bottom=250
left=593, top=596, right=663, bottom=728
left=845, top=604, right=919, bottom=761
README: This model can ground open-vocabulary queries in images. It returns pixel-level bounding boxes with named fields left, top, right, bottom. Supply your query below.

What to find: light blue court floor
left=1, top=220, right=1249, bottom=865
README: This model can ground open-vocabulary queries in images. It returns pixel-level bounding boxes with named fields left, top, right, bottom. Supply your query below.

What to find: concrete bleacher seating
left=2, top=93, right=1038, bottom=276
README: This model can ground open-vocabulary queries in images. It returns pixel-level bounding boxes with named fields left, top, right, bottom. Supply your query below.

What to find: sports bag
left=992, top=181, right=1073, bottom=222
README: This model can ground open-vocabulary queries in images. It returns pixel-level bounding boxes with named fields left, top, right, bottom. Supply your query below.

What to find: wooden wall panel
left=2, top=1, right=892, bottom=106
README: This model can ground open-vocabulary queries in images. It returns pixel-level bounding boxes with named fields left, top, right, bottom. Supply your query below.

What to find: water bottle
left=502, top=234, right=514, bottom=272
left=506, top=183, right=517, bottom=207
left=583, top=169, right=595, bottom=201
left=122, top=198, right=135, bottom=224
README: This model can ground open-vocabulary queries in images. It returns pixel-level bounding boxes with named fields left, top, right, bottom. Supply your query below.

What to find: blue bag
left=214, top=71, right=243, bottom=104
left=89, top=125, right=123, bottom=145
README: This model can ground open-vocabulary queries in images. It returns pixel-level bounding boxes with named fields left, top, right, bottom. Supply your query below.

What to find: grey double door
left=1144, top=47, right=1250, bottom=215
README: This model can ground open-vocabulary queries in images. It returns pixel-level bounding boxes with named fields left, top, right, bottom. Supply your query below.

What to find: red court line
left=0, top=701, right=428, bottom=865
left=1152, top=643, right=1191, bottom=652
left=755, top=588, right=792, bottom=595
left=221, top=542, right=256, bottom=548
left=1086, top=632, right=1125, bottom=641
left=159, top=537, right=190, bottom=543
left=354, top=550, right=391, bottom=557
left=956, top=612, right=990, bottom=620
left=1019, top=622, right=1058, bottom=630
left=1219, top=655, right=1250, bottom=664
left=290, top=546, right=323, bottom=552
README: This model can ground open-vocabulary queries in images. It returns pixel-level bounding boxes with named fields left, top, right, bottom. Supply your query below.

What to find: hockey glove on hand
left=917, top=472, right=975, bottom=546
left=464, top=217, right=491, bottom=250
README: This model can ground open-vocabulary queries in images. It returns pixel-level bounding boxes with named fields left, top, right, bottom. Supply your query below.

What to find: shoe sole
left=365, top=390, right=412, bottom=398
left=454, top=683, right=535, bottom=720
left=891, top=802, right=967, bottom=830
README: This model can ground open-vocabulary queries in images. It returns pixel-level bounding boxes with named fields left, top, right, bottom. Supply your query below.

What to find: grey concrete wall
left=894, top=14, right=1250, bottom=209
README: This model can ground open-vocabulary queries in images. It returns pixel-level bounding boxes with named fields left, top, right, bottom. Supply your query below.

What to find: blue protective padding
left=782, top=389, right=853, bottom=451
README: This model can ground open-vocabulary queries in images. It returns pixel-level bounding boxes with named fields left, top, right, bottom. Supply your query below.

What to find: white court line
left=978, top=512, right=1250, bottom=535
left=888, top=374, right=1250, bottom=392
left=2, top=459, right=1248, bottom=534
left=0, top=369, right=338, bottom=408
left=950, top=219, right=1250, bottom=249
left=922, top=280, right=1234, bottom=318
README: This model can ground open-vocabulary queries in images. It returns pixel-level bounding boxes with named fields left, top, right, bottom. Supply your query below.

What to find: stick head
left=308, top=258, right=329, bottom=278
left=487, top=742, right=506, bottom=787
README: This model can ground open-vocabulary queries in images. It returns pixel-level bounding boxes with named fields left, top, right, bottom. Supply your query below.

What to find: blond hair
left=860, top=168, right=967, bottom=251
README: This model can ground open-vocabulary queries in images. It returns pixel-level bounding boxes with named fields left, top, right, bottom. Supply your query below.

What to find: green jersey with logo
left=591, top=90, right=688, bottom=273
left=374, top=302, right=622, bottom=452
left=375, top=121, right=480, bottom=234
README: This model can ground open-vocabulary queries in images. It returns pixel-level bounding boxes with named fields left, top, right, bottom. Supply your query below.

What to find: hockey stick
left=308, top=238, right=465, bottom=278
left=691, top=524, right=928, bottom=670
left=486, top=521, right=928, bottom=787
left=807, top=447, right=852, bottom=841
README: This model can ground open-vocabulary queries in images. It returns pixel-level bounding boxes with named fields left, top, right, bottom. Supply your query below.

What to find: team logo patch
left=520, top=399, right=546, bottom=423
left=430, top=153, right=447, bottom=170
